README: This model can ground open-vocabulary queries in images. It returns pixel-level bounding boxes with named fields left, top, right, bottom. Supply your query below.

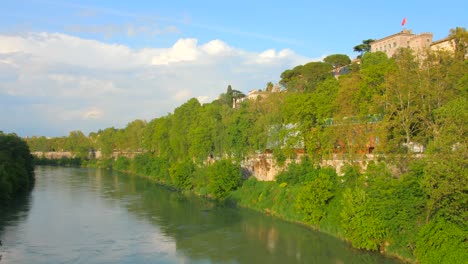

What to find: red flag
left=401, top=17, right=407, bottom=26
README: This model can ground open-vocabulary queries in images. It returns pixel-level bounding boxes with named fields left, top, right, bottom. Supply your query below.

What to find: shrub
left=416, top=218, right=468, bottom=264
left=206, top=160, right=242, bottom=200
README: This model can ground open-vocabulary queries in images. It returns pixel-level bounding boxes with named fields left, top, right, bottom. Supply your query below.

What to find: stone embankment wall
left=32, top=150, right=143, bottom=160
left=32, top=151, right=73, bottom=159
left=241, top=153, right=297, bottom=181
left=241, top=154, right=376, bottom=181
left=34, top=151, right=375, bottom=181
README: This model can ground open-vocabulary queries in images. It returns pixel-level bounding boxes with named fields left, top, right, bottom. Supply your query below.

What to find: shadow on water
left=0, top=191, right=33, bottom=263
left=96, top=169, right=400, bottom=264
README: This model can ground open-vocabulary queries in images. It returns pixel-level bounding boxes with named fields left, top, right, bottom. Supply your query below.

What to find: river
left=0, top=166, right=401, bottom=263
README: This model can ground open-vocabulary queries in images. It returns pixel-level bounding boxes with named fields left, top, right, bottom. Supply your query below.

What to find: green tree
left=265, top=81, right=274, bottom=92
left=280, top=62, right=332, bottom=92
left=123, top=119, right=146, bottom=151
left=0, top=132, right=35, bottom=204
left=97, top=127, right=118, bottom=157
left=219, top=85, right=245, bottom=107
left=170, top=98, right=202, bottom=161
left=312, top=77, right=340, bottom=119
left=448, top=26, right=468, bottom=61
left=382, top=48, right=423, bottom=156
left=323, top=54, right=351, bottom=68
left=301, top=62, right=333, bottom=92
left=65, top=130, right=91, bottom=158
left=422, top=98, right=467, bottom=224
left=146, top=116, right=172, bottom=158
left=353, top=39, right=375, bottom=58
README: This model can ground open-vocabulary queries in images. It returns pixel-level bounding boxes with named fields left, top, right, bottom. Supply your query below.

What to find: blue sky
left=1, top=0, right=466, bottom=136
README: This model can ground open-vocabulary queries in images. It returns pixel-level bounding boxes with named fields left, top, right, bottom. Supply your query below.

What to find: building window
left=393, top=42, right=397, bottom=47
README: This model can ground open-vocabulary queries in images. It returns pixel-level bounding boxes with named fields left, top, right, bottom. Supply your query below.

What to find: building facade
left=370, top=29, right=433, bottom=57
left=430, top=37, right=456, bottom=53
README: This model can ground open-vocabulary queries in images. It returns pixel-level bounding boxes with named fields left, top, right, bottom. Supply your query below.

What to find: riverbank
left=229, top=178, right=413, bottom=264
left=108, top=165, right=411, bottom=263
left=33, top=155, right=466, bottom=264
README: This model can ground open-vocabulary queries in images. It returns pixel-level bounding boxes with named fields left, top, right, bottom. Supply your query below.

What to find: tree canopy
left=0, top=132, right=35, bottom=204
left=324, top=54, right=351, bottom=68
left=354, top=39, right=375, bottom=57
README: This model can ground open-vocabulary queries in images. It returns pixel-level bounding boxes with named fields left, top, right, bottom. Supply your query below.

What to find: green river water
left=0, top=166, right=401, bottom=263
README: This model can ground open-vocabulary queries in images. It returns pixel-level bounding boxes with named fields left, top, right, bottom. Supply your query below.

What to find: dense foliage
left=0, top=132, right=35, bottom=204
left=26, top=28, right=467, bottom=263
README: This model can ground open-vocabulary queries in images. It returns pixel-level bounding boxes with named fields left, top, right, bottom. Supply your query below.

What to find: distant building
left=233, top=84, right=281, bottom=108
left=370, top=29, right=433, bottom=57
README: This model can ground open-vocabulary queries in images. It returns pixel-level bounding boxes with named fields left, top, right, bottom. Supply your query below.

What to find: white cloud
left=151, top=38, right=200, bottom=65
left=0, top=32, right=314, bottom=136
left=82, top=108, right=104, bottom=120
left=201, top=39, right=233, bottom=55
left=196, top=95, right=210, bottom=104
left=252, top=48, right=305, bottom=65
left=173, top=89, right=192, bottom=102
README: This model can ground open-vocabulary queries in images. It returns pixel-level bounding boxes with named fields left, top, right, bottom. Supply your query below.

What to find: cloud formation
left=0, top=32, right=315, bottom=136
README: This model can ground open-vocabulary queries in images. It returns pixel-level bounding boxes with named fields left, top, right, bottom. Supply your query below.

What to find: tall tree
left=64, top=130, right=91, bottom=158
left=170, top=98, right=202, bottom=161
left=123, top=119, right=146, bottom=151
left=354, top=39, right=375, bottom=58
left=382, top=49, right=423, bottom=155
left=422, top=98, right=467, bottom=224
left=448, top=27, right=468, bottom=61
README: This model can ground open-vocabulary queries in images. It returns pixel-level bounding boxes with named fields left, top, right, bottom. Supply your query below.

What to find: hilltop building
left=370, top=29, right=433, bottom=57
left=233, top=84, right=281, bottom=108
left=430, top=37, right=456, bottom=53
left=370, top=28, right=461, bottom=58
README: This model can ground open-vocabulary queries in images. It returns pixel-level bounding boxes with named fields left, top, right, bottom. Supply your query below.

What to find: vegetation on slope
left=27, top=28, right=468, bottom=263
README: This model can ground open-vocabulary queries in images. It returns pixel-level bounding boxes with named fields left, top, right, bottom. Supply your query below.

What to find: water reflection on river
left=0, top=166, right=400, bottom=263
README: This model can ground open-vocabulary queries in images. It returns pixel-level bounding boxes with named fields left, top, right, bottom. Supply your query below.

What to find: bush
left=275, top=157, right=317, bottom=185
left=170, top=160, right=195, bottom=190
left=296, top=170, right=337, bottom=226
left=231, top=177, right=303, bottom=221
left=206, top=160, right=242, bottom=200
left=416, top=218, right=467, bottom=264
left=114, top=156, right=130, bottom=171
left=340, top=188, right=387, bottom=250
